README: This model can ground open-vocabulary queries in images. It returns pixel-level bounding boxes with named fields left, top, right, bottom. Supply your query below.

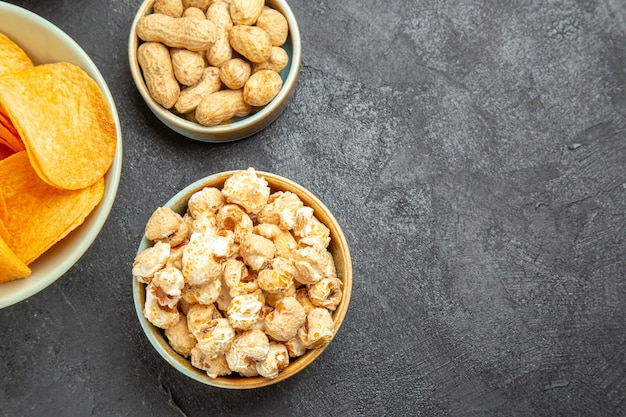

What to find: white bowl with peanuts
left=132, top=169, right=352, bottom=388
left=129, top=0, right=301, bottom=142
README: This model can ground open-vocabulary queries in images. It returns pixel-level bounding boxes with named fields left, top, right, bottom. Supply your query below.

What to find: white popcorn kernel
left=182, top=232, right=224, bottom=285
left=284, top=335, right=307, bottom=358
left=253, top=223, right=297, bottom=258
left=190, top=210, right=218, bottom=235
left=133, top=241, right=171, bottom=284
left=293, top=206, right=330, bottom=248
left=145, top=206, right=189, bottom=247
left=164, top=314, right=197, bottom=358
left=298, top=307, right=335, bottom=349
left=257, top=256, right=295, bottom=294
left=257, top=191, right=304, bottom=230
left=182, top=278, right=222, bottom=305
left=240, top=233, right=276, bottom=270
left=191, top=348, right=232, bottom=379
left=143, top=288, right=179, bottom=329
left=226, top=329, right=270, bottom=376
left=221, top=168, right=270, bottom=214
left=227, top=290, right=265, bottom=330
left=217, top=204, right=254, bottom=242
left=264, top=296, right=306, bottom=342
left=308, top=277, right=343, bottom=311
left=223, top=258, right=258, bottom=297
left=293, top=243, right=337, bottom=285
left=195, top=318, right=236, bottom=359
left=187, top=187, right=225, bottom=219
left=256, top=342, right=289, bottom=379
left=150, top=266, right=185, bottom=308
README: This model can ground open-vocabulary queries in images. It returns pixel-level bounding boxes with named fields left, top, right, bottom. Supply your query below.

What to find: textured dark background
left=1, top=0, right=625, bottom=416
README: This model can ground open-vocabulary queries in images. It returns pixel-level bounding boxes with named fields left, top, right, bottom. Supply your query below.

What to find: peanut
left=137, top=14, right=217, bottom=51
left=206, top=1, right=234, bottom=67
left=171, top=48, right=205, bottom=86
left=255, top=6, right=288, bottom=46
left=219, top=58, right=251, bottom=89
left=229, top=0, right=264, bottom=25
left=229, top=25, right=271, bottom=63
left=251, top=46, right=288, bottom=73
left=182, top=7, right=206, bottom=19
left=153, top=0, right=184, bottom=17
left=137, top=42, right=180, bottom=109
left=174, top=66, right=222, bottom=114
left=195, top=89, right=252, bottom=126
left=182, top=0, right=212, bottom=9
left=243, top=69, right=282, bottom=106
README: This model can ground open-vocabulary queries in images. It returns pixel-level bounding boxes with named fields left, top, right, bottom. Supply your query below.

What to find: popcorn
left=133, top=241, right=170, bottom=284
left=182, top=232, right=223, bottom=286
left=150, top=266, right=185, bottom=308
left=298, top=308, right=335, bottom=349
left=257, top=191, right=304, bottom=230
left=145, top=206, right=189, bottom=247
left=240, top=233, right=275, bottom=270
left=187, top=186, right=225, bottom=219
left=263, top=296, right=306, bottom=341
left=223, top=258, right=258, bottom=297
left=256, top=342, right=289, bottom=379
left=225, top=329, right=270, bottom=377
left=227, top=290, right=265, bottom=331
left=164, top=314, right=196, bottom=358
left=133, top=169, right=343, bottom=379
left=191, top=348, right=232, bottom=379
left=221, top=167, right=270, bottom=214
left=308, top=277, right=343, bottom=311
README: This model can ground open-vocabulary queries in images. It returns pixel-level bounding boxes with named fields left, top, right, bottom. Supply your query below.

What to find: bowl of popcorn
left=0, top=4, right=121, bottom=308
left=132, top=168, right=352, bottom=388
left=128, top=0, right=301, bottom=142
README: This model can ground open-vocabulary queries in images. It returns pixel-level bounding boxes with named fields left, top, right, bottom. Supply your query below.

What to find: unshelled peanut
left=243, top=69, right=282, bottom=106
left=174, top=66, right=222, bottom=114
left=230, top=0, right=264, bottom=25
left=256, top=6, right=288, bottom=46
left=171, top=48, right=205, bottom=86
left=251, top=46, right=288, bottom=73
left=182, top=0, right=211, bottom=9
left=219, top=58, right=251, bottom=89
left=229, top=25, right=272, bottom=63
left=182, top=6, right=206, bottom=19
left=195, top=89, right=252, bottom=126
left=206, top=1, right=234, bottom=67
left=137, top=14, right=216, bottom=51
left=138, top=42, right=180, bottom=109
left=153, top=0, right=184, bottom=17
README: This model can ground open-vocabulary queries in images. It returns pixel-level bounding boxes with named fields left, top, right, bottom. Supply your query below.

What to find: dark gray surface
left=1, top=0, right=625, bottom=416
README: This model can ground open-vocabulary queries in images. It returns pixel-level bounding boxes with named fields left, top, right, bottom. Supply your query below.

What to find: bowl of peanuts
left=132, top=168, right=352, bottom=388
left=128, top=0, right=301, bottom=142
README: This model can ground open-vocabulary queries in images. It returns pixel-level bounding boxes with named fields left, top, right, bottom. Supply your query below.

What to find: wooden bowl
left=133, top=171, right=352, bottom=388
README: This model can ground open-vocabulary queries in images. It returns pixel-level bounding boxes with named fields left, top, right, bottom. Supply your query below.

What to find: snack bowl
left=0, top=4, right=122, bottom=308
left=128, top=0, right=301, bottom=143
left=132, top=170, right=352, bottom=388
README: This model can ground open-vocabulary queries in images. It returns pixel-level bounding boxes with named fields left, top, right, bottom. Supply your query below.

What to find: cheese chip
left=0, top=32, right=33, bottom=76
left=0, top=62, right=116, bottom=190
left=0, top=151, right=104, bottom=266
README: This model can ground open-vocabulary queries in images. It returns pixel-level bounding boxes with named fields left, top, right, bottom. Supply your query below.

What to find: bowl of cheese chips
left=0, top=3, right=122, bottom=308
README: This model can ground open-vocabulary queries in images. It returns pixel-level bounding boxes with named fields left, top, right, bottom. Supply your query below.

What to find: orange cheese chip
left=0, top=110, right=24, bottom=152
left=0, top=32, right=33, bottom=76
left=0, top=234, right=30, bottom=284
left=0, top=62, right=116, bottom=190
left=0, top=151, right=104, bottom=266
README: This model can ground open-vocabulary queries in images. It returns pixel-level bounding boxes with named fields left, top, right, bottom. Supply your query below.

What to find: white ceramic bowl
left=128, top=0, right=301, bottom=142
left=133, top=171, right=352, bottom=389
left=0, top=3, right=123, bottom=309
